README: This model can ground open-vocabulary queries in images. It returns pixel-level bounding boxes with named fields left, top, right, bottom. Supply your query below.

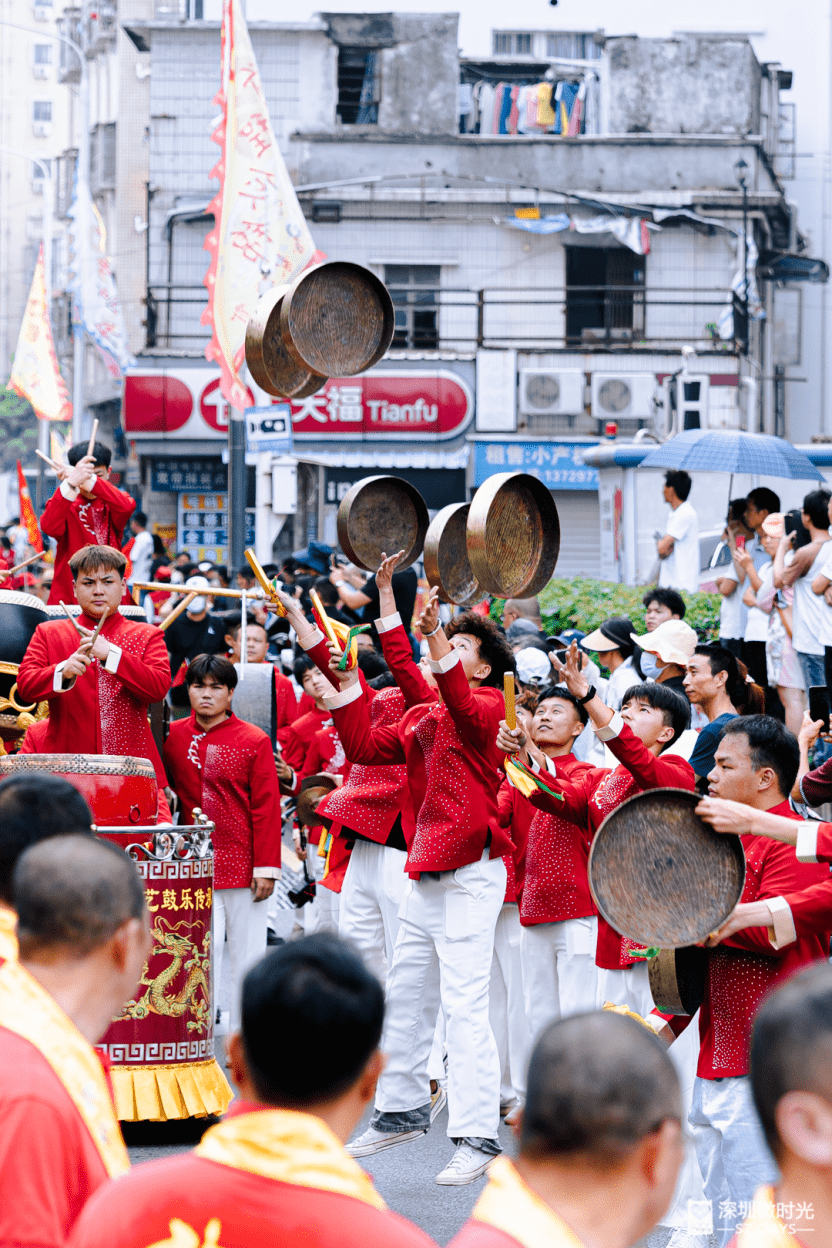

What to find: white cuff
left=428, top=649, right=460, bottom=675
left=766, top=896, right=797, bottom=950
left=796, top=822, right=820, bottom=864
left=59, top=479, right=80, bottom=501
left=253, top=866, right=281, bottom=879
left=530, top=754, right=558, bottom=776
left=594, top=711, right=624, bottom=742
left=376, top=612, right=402, bottom=634
left=53, top=660, right=73, bottom=692
left=297, top=626, right=325, bottom=652
left=323, top=680, right=363, bottom=710
left=104, top=643, right=121, bottom=674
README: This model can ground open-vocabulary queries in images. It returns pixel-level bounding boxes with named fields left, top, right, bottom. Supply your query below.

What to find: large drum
left=0, top=590, right=50, bottom=749
left=0, top=753, right=232, bottom=1123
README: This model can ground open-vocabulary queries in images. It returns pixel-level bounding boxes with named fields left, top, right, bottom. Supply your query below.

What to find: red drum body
left=0, top=753, right=159, bottom=827
left=96, top=826, right=231, bottom=1123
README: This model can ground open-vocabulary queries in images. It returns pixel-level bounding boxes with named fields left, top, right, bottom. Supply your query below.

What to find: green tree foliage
left=0, top=390, right=38, bottom=473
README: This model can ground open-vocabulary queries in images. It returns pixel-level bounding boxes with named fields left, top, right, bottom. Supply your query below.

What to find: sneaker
left=346, top=1124, right=428, bottom=1158
left=435, top=1143, right=496, bottom=1186
left=505, top=1100, right=524, bottom=1128
left=499, top=1097, right=518, bottom=1118
left=430, top=1086, right=447, bottom=1123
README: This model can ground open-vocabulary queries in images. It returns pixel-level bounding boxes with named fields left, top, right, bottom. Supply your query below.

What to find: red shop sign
left=288, top=370, right=473, bottom=440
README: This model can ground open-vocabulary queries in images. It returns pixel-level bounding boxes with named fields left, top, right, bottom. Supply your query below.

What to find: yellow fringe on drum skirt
left=110, top=1058, right=233, bottom=1122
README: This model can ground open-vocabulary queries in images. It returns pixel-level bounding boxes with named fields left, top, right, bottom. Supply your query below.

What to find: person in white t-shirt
left=807, top=491, right=832, bottom=692
left=656, top=470, right=700, bottom=594
left=128, top=511, right=154, bottom=590
left=774, top=489, right=832, bottom=692
left=712, top=500, right=754, bottom=660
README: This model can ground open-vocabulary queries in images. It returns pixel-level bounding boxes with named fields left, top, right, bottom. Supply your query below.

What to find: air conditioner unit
left=32, top=121, right=52, bottom=138
left=518, top=369, right=584, bottom=416
left=33, top=3, right=51, bottom=19
left=33, top=63, right=50, bottom=79
left=590, top=373, right=655, bottom=420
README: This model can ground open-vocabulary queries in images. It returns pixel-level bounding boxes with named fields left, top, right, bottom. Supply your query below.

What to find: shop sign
left=177, top=492, right=255, bottom=564
left=124, top=368, right=472, bottom=442
left=474, top=441, right=599, bottom=491
left=151, top=458, right=228, bottom=493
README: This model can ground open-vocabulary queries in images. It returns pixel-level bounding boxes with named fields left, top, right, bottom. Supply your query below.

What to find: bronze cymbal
left=279, top=261, right=394, bottom=378
left=245, top=284, right=328, bottom=399
left=423, top=502, right=485, bottom=606
left=466, top=471, right=560, bottom=600
left=337, top=475, right=429, bottom=573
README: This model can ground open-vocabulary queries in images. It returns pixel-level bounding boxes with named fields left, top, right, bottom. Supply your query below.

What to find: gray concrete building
left=69, top=10, right=815, bottom=574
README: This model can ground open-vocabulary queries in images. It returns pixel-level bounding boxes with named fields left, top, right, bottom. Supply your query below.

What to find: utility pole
left=71, top=0, right=89, bottom=446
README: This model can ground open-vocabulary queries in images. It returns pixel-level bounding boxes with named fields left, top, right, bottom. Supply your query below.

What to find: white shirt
left=792, top=539, right=832, bottom=656
left=812, top=546, right=832, bottom=648
left=603, top=656, right=642, bottom=713
left=129, top=529, right=154, bottom=583
left=717, top=561, right=746, bottom=641
left=658, top=500, right=700, bottom=594
left=745, top=559, right=772, bottom=643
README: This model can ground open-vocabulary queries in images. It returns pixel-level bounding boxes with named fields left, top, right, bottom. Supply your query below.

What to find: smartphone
left=774, top=591, right=787, bottom=610
left=809, top=686, right=830, bottom=734
left=735, top=535, right=746, bottom=550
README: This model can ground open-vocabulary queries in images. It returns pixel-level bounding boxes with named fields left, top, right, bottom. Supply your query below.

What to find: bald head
left=14, top=835, right=146, bottom=958
left=751, top=963, right=832, bottom=1162
left=0, top=773, right=93, bottom=904
left=521, top=1012, right=681, bottom=1167
left=504, top=597, right=542, bottom=624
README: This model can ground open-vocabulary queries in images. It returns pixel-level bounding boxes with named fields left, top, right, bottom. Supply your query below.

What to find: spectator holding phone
left=751, top=514, right=804, bottom=734
left=774, top=489, right=832, bottom=692
left=808, top=491, right=832, bottom=692
left=713, top=499, right=753, bottom=660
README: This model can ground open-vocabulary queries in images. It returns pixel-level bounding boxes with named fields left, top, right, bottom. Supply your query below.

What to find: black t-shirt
left=360, top=568, right=419, bottom=632
left=164, top=610, right=229, bottom=680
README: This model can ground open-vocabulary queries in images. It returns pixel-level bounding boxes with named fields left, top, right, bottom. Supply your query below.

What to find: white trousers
left=689, top=1074, right=778, bottom=1248
left=339, top=839, right=409, bottom=985
left=213, top=886, right=269, bottom=1032
left=489, top=904, right=526, bottom=1104
left=303, top=840, right=341, bottom=936
left=517, top=916, right=599, bottom=1097
left=375, top=854, right=506, bottom=1140
left=597, top=961, right=655, bottom=1017
left=657, top=1014, right=710, bottom=1241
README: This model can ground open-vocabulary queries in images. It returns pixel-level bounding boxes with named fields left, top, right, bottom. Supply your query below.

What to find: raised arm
left=323, top=657, right=406, bottom=766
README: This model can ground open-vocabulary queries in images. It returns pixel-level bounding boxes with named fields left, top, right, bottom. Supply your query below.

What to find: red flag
left=16, top=461, right=43, bottom=553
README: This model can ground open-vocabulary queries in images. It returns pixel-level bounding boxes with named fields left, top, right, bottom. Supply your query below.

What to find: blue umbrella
left=639, top=429, right=824, bottom=482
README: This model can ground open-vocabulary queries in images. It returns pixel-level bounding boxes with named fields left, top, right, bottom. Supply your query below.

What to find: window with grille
left=187, top=0, right=203, bottom=18
left=34, top=43, right=52, bottom=63
left=493, top=32, right=533, bottom=55
left=545, top=32, right=602, bottom=59
left=33, top=100, right=52, bottom=121
left=337, top=47, right=379, bottom=124
left=385, top=265, right=440, bottom=349
left=565, top=247, right=645, bottom=345
left=90, top=122, right=116, bottom=189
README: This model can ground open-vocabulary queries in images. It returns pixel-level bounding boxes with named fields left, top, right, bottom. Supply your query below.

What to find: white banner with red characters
left=123, top=369, right=473, bottom=442
left=202, top=0, right=317, bottom=412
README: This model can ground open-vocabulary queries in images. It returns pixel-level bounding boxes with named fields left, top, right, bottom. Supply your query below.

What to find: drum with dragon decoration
left=0, top=752, right=232, bottom=1123
left=0, top=590, right=51, bottom=750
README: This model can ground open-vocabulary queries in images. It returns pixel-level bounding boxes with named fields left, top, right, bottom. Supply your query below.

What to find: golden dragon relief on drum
left=119, top=918, right=211, bottom=1033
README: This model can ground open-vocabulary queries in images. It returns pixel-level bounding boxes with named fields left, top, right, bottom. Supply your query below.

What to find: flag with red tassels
left=16, top=462, right=43, bottom=553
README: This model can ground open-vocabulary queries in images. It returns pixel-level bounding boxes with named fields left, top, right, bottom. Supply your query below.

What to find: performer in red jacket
left=163, top=655, right=281, bottom=1039
left=647, top=717, right=832, bottom=1248
left=67, top=935, right=437, bottom=1248
left=224, top=617, right=298, bottom=731
left=497, top=686, right=597, bottom=1099
left=326, top=588, right=516, bottom=1187
left=499, top=642, right=694, bottom=1017
left=17, top=545, right=171, bottom=816
left=40, top=441, right=136, bottom=606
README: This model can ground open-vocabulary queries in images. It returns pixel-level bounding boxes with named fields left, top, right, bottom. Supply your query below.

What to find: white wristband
left=422, top=622, right=442, bottom=638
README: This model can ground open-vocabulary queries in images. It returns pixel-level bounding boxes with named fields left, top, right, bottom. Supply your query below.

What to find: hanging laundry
left=537, top=82, right=556, bottom=129
left=566, top=80, right=587, bottom=137
left=507, top=84, right=520, bottom=134
left=552, top=82, right=565, bottom=135
left=478, top=82, right=496, bottom=135
left=497, top=84, right=513, bottom=135
left=559, top=82, right=579, bottom=136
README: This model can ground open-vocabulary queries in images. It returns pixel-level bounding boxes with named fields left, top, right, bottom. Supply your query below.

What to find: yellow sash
left=737, top=1187, right=800, bottom=1248
left=470, top=1158, right=587, bottom=1248
left=195, top=1108, right=386, bottom=1210
left=0, top=958, right=129, bottom=1177
left=0, top=907, right=17, bottom=961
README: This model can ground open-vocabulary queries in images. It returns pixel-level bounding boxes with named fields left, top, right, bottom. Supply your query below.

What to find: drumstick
left=86, top=609, right=109, bottom=649
left=244, top=548, right=287, bottom=617
left=35, top=449, right=63, bottom=472
left=504, top=672, right=516, bottom=733
left=0, top=550, right=44, bottom=582
left=86, top=418, right=99, bottom=459
left=58, top=600, right=86, bottom=636
left=310, top=588, right=340, bottom=652
left=158, top=591, right=197, bottom=633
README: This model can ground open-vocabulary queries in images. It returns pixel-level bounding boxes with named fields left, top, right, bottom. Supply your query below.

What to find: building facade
left=42, top=9, right=815, bottom=576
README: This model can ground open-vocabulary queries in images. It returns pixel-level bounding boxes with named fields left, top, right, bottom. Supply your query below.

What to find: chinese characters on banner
left=202, top=0, right=317, bottom=412
left=288, top=372, right=473, bottom=439
left=474, top=441, right=599, bottom=490
left=177, top=492, right=255, bottom=564
left=67, top=183, right=135, bottom=377
left=7, top=245, right=72, bottom=421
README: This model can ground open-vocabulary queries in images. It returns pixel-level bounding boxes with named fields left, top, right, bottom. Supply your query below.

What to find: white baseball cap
left=630, top=619, right=698, bottom=666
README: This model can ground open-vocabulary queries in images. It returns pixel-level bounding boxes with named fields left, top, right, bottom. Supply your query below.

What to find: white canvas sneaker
left=346, top=1124, right=427, bottom=1157
left=435, top=1143, right=496, bottom=1186
left=429, top=1086, right=447, bottom=1122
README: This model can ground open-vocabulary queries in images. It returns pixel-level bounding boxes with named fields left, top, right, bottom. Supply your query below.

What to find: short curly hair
left=445, top=612, right=516, bottom=688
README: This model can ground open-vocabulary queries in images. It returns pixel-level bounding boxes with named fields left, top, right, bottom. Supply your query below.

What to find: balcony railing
left=144, top=283, right=746, bottom=354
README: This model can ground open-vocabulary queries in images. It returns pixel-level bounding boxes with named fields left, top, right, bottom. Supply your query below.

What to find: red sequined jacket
left=163, top=712, right=281, bottom=890
left=41, top=478, right=136, bottom=606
